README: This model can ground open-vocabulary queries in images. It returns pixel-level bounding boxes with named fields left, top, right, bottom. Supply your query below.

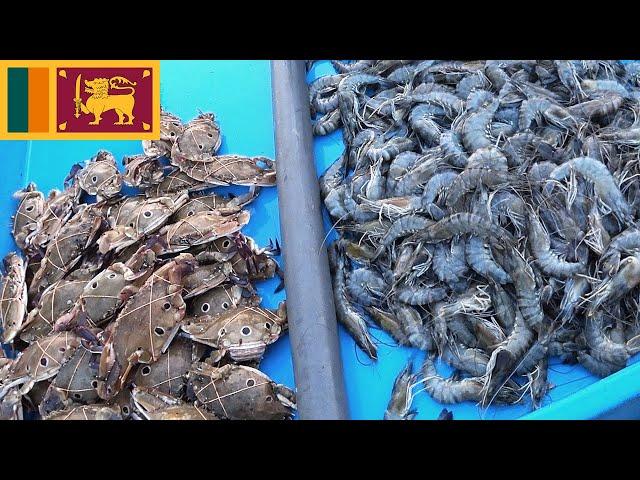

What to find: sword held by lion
left=74, top=74, right=137, bottom=125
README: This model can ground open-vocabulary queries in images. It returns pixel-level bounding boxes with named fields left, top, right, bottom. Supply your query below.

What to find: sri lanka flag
left=7, top=67, right=49, bottom=133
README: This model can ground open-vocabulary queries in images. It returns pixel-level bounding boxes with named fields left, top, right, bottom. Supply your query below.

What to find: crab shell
left=131, top=386, right=217, bottom=420
left=20, top=277, right=91, bottom=343
left=145, top=169, right=213, bottom=198
left=97, top=194, right=189, bottom=254
left=131, top=337, right=193, bottom=397
left=182, top=262, right=234, bottom=299
left=169, top=112, right=222, bottom=161
left=12, top=183, right=45, bottom=251
left=29, top=205, right=103, bottom=299
left=187, top=363, right=296, bottom=420
left=0, top=387, right=23, bottom=420
left=97, top=254, right=196, bottom=400
left=142, top=109, right=185, bottom=157
left=27, top=183, right=82, bottom=250
left=181, top=302, right=287, bottom=362
left=188, top=284, right=261, bottom=318
left=0, top=252, right=27, bottom=343
left=77, top=150, right=123, bottom=200
left=79, top=263, right=137, bottom=327
left=170, top=188, right=259, bottom=221
left=123, top=154, right=166, bottom=188
left=159, top=210, right=250, bottom=254
left=51, top=345, right=100, bottom=404
left=44, top=404, right=122, bottom=420
left=173, top=154, right=276, bottom=187
left=3, top=332, right=82, bottom=398
left=192, top=236, right=239, bottom=264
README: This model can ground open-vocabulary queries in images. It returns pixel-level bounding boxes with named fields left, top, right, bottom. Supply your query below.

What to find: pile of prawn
left=310, top=60, right=640, bottom=417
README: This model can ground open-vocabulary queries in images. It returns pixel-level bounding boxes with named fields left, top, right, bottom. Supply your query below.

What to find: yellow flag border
left=0, top=60, right=160, bottom=140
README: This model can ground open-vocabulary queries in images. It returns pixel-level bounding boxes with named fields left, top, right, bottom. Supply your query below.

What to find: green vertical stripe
left=8, top=68, right=28, bottom=132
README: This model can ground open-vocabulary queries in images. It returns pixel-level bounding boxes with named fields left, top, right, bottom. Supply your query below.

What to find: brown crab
left=142, top=108, right=185, bottom=158
left=29, top=204, right=103, bottom=299
left=173, top=154, right=277, bottom=187
left=188, top=284, right=261, bottom=319
left=97, top=193, right=189, bottom=254
left=157, top=210, right=250, bottom=254
left=27, top=182, right=82, bottom=251
left=123, top=154, right=166, bottom=189
left=76, top=150, right=123, bottom=200
left=19, top=270, right=94, bottom=343
left=96, top=254, right=196, bottom=400
left=0, top=253, right=27, bottom=343
left=0, top=331, right=82, bottom=399
left=187, top=362, right=296, bottom=420
left=131, top=385, right=217, bottom=420
left=181, top=302, right=287, bottom=363
left=170, top=187, right=260, bottom=222
left=170, top=112, right=222, bottom=160
left=12, top=183, right=45, bottom=252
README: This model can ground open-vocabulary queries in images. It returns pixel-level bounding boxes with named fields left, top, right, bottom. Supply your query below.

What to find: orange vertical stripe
left=28, top=68, right=49, bottom=133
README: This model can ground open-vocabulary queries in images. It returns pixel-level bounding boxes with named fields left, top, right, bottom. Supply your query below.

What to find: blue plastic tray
left=307, top=60, right=640, bottom=420
left=0, top=60, right=295, bottom=396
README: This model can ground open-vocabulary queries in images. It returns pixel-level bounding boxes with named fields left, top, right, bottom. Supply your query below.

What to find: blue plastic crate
left=0, top=60, right=295, bottom=399
left=307, top=60, right=640, bottom=420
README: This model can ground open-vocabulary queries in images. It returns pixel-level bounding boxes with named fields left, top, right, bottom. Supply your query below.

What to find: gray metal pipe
left=270, top=60, right=348, bottom=420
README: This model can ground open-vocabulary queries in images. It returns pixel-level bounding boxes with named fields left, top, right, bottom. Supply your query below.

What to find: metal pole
left=271, top=60, right=348, bottom=420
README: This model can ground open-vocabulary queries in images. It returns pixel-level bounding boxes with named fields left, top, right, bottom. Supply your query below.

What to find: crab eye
left=265, top=322, right=272, bottom=330
left=122, top=406, right=130, bottom=415
left=222, top=302, right=229, bottom=310
left=187, top=210, right=195, bottom=216
left=218, top=328, right=226, bottom=336
left=163, top=302, right=171, bottom=310
left=246, top=379, right=255, bottom=387
left=25, top=205, right=34, bottom=212
left=92, top=176, right=98, bottom=183
left=91, top=282, right=98, bottom=289
left=40, top=357, right=48, bottom=367
left=198, top=144, right=203, bottom=149
left=154, top=327, right=165, bottom=336
left=141, top=366, right=151, bottom=376
left=222, top=240, right=231, bottom=248
left=108, top=273, right=116, bottom=279
left=91, top=380, right=98, bottom=388
left=143, top=210, right=153, bottom=218
left=241, top=326, right=251, bottom=336
left=201, top=303, right=210, bottom=313
left=170, top=132, right=176, bottom=136
left=129, top=223, right=135, bottom=228
left=265, top=396, right=273, bottom=402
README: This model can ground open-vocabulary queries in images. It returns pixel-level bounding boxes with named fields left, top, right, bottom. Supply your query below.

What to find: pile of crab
left=0, top=109, right=295, bottom=420
left=309, top=60, right=640, bottom=418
